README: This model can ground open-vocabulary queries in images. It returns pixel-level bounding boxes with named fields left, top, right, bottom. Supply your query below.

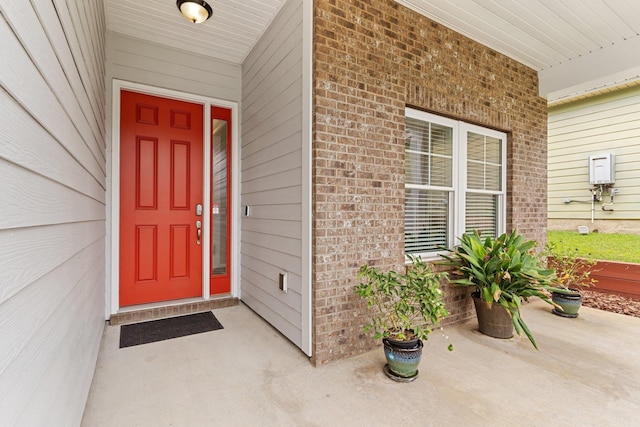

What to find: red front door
left=119, top=90, right=203, bottom=306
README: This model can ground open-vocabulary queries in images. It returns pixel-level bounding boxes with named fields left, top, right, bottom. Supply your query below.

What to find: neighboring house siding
left=548, top=85, right=640, bottom=233
left=313, top=0, right=548, bottom=363
left=0, top=1, right=106, bottom=425
left=241, top=0, right=306, bottom=351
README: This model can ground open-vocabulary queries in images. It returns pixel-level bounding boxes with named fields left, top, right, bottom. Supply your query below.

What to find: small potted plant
left=440, top=230, right=555, bottom=349
left=545, top=242, right=598, bottom=318
left=355, top=255, right=453, bottom=382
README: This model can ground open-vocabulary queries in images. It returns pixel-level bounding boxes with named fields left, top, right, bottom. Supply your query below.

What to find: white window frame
left=404, top=108, right=507, bottom=259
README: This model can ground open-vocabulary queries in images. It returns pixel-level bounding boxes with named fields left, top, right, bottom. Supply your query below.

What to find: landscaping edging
left=590, top=260, right=640, bottom=301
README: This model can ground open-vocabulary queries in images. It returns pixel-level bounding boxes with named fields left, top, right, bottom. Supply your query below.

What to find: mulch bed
left=581, top=290, right=640, bottom=318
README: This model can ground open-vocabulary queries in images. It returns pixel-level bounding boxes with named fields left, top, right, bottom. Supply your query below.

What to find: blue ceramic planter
left=383, top=338, right=423, bottom=380
left=552, top=290, right=582, bottom=318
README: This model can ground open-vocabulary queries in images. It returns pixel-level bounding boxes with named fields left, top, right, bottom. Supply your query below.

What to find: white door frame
left=108, top=80, right=240, bottom=315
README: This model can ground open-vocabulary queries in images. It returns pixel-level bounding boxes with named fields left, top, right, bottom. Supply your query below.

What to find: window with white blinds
left=405, top=108, right=506, bottom=256
left=465, top=130, right=503, bottom=238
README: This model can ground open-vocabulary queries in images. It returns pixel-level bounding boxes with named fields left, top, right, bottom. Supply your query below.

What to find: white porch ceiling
left=103, top=0, right=287, bottom=64
left=103, top=0, right=640, bottom=102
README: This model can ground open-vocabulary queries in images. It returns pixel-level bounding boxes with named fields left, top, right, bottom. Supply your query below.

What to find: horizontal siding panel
left=550, top=119, right=640, bottom=140
left=242, top=185, right=302, bottom=206
left=548, top=180, right=594, bottom=191
left=242, top=272, right=301, bottom=318
left=549, top=90, right=640, bottom=123
left=242, top=116, right=303, bottom=163
left=0, top=92, right=105, bottom=203
left=241, top=290, right=302, bottom=345
left=243, top=52, right=302, bottom=121
left=549, top=103, right=640, bottom=129
left=242, top=154, right=302, bottom=183
left=107, top=31, right=241, bottom=102
left=112, top=50, right=239, bottom=95
left=241, top=287, right=301, bottom=331
left=17, top=266, right=104, bottom=427
left=548, top=165, right=586, bottom=177
left=241, top=241, right=302, bottom=277
left=241, top=261, right=302, bottom=304
left=242, top=125, right=301, bottom=164
left=0, top=245, right=104, bottom=426
left=549, top=127, right=640, bottom=148
left=242, top=0, right=301, bottom=90
left=241, top=230, right=301, bottom=256
left=615, top=157, right=640, bottom=170
left=244, top=204, right=301, bottom=221
left=56, top=0, right=105, bottom=122
left=242, top=131, right=302, bottom=168
left=549, top=210, right=640, bottom=220
left=242, top=100, right=302, bottom=146
left=0, top=222, right=104, bottom=304
left=35, top=0, right=104, bottom=134
left=548, top=168, right=589, bottom=179
left=240, top=253, right=302, bottom=294
left=242, top=218, right=302, bottom=239
left=0, top=240, right=103, bottom=375
left=243, top=32, right=301, bottom=101
left=0, top=159, right=105, bottom=229
left=0, top=19, right=106, bottom=185
left=549, top=199, right=638, bottom=217
left=8, top=0, right=105, bottom=147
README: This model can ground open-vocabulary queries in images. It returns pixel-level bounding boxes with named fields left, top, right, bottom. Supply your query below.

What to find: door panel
left=120, top=90, right=203, bottom=306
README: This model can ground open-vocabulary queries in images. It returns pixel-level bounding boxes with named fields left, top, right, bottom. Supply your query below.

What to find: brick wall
left=312, top=0, right=548, bottom=364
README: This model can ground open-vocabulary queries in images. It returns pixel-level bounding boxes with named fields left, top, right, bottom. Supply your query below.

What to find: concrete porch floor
left=81, top=300, right=640, bottom=426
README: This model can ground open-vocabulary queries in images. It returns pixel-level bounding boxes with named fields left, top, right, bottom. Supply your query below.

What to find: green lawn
left=547, top=231, right=640, bottom=263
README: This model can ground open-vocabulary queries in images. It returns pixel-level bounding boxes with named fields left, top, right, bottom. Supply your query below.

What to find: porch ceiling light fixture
left=176, top=0, right=213, bottom=24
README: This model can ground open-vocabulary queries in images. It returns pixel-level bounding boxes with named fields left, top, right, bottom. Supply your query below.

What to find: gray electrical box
left=589, top=153, right=615, bottom=185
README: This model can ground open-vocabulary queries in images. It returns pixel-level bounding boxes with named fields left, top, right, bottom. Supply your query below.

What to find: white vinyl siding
left=548, top=86, right=640, bottom=220
left=105, top=31, right=241, bottom=103
left=404, top=109, right=506, bottom=256
left=0, top=0, right=106, bottom=425
left=241, top=0, right=310, bottom=354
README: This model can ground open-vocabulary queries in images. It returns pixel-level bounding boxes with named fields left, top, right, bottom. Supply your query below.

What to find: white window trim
left=405, top=108, right=507, bottom=260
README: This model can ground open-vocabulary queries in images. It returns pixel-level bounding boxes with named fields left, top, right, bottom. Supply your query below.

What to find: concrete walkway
left=81, top=300, right=640, bottom=426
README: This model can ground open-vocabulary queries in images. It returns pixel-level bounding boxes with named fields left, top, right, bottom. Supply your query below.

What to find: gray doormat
left=119, top=311, right=223, bottom=348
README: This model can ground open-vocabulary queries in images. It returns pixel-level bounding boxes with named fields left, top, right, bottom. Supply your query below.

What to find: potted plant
left=355, top=255, right=453, bottom=382
left=440, top=230, right=555, bottom=349
left=545, top=242, right=598, bottom=318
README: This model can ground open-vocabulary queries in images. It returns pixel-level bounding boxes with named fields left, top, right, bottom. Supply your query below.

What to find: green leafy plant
left=355, top=255, right=453, bottom=351
left=439, top=230, right=555, bottom=349
left=544, top=242, right=598, bottom=295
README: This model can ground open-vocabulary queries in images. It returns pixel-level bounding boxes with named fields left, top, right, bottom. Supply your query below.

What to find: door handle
left=196, top=220, right=202, bottom=245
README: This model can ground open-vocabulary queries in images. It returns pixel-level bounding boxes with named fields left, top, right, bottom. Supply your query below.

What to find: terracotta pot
left=472, top=292, right=514, bottom=339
